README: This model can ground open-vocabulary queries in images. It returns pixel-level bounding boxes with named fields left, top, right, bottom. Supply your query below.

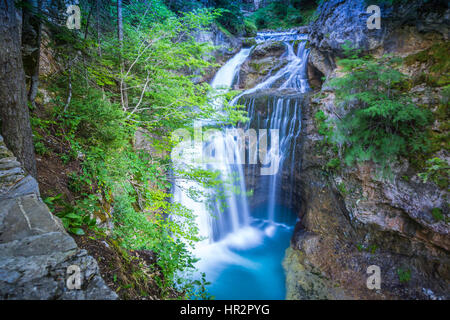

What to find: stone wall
left=0, top=135, right=117, bottom=300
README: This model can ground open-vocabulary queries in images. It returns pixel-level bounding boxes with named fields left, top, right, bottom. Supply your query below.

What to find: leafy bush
left=40, top=1, right=238, bottom=297
left=326, top=158, right=341, bottom=170
left=418, top=157, right=449, bottom=189
left=247, top=2, right=306, bottom=30
left=329, top=43, right=432, bottom=169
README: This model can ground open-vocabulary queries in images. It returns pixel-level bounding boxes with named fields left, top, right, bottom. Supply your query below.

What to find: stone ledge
left=0, top=134, right=117, bottom=300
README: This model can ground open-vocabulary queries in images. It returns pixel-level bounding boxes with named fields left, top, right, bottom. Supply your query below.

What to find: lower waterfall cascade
left=173, top=31, right=311, bottom=299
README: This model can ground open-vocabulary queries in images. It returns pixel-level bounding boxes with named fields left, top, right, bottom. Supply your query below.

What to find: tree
left=0, top=0, right=37, bottom=177
left=96, top=0, right=102, bottom=57
left=22, top=0, right=43, bottom=107
left=117, top=0, right=128, bottom=110
left=329, top=44, right=431, bottom=168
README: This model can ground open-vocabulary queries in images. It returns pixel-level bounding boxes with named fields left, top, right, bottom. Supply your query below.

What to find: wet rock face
left=0, top=135, right=117, bottom=300
left=191, top=24, right=243, bottom=84
left=238, top=41, right=288, bottom=89
left=284, top=97, right=449, bottom=300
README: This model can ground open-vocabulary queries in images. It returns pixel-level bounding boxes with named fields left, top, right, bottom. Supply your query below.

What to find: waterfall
left=237, top=35, right=310, bottom=222
left=173, top=32, right=310, bottom=280
left=172, top=48, right=251, bottom=244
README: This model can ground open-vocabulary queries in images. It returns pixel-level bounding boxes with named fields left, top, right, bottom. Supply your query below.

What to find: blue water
left=199, top=205, right=297, bottom=300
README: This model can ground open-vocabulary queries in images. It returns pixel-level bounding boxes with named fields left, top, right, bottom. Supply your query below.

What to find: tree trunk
left=22, top=0, right=42, bottom=107
left=0, top=0, right=37, bottom=177
left=117, top=0, right=128, bottom=110
left=84, top=0, right=93, bottom=40
left=96, top=0, right=102, bottom=57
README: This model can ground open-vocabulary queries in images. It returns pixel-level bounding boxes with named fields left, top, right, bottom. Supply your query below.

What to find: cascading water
left=172, top=48, right=251, bottom=243
left=173, top=31, right=310, bottom=299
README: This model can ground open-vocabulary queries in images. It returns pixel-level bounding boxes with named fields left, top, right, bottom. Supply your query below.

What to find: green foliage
left=44, top=193, right=96, bottom=235
left=30, top=116, right=56, bottom=156
left=43, top=193, right=63, bottom=212
left=37, top=0, right=249, bottom=297
left=214, top=1, right=245, bottom=35
left=442, top=85, right=450, bottom=105
left=405, top=42, right=450, bottom=87
left=337, top=182, right=348, bottom=195
left=418, top=157, right=449, bottom=189
left=397, top=268, right=411, bottom=283
left=329, top=44, right=432, bottom=169
left=356, top=243, right=378, bottom=254
left=166, top=0, right=318, bottom=34
left=111, top=192, right=200, bottom=293
left=431, top=208, right=444, bottom=222
left=247, top=2, right=305, bottom=30
left=186, top=272, right=213, bottom=300
left=326, top=158, right=341, bottom=170
left=244, top=19, right=257, bottom=37
left=315, top=110, right=333, bottom=140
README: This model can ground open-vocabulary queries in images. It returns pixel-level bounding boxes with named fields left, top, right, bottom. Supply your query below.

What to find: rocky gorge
left=0, top=0, right=448, bottom=301
left=209, top=0, right=449, bottom=300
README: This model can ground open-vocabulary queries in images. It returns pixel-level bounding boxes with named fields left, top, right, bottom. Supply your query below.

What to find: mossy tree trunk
left=22, top=0, right=42, bottom=107
left=0, top=0, right=37, bottom=177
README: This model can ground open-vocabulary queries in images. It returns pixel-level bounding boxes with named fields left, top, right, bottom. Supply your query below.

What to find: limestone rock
left=0, top=134, right=117, bottom=300
left=238, top=41, right=288, bottom=89
left=307, top=0, right=449, bottom=78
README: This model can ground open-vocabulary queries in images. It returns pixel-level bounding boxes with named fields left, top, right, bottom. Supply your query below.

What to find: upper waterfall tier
left=255, top=31, right=308, bottom=44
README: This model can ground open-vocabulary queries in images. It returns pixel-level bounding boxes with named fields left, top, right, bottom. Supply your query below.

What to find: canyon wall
left=283, top=0, right=449, bottom=300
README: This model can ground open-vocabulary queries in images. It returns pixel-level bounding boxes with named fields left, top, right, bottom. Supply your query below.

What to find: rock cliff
left=0, top=135, right=117, bottom=300
left=283, top=0, right=449, bottom=300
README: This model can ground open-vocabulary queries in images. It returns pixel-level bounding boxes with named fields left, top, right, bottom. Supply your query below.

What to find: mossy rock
left=242, top=37, right=257, bottom=48
left=405, top=42, right=450, bottom=87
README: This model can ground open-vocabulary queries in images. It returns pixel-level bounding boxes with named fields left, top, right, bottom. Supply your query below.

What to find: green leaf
left=69, top=228, right=85, bottom=236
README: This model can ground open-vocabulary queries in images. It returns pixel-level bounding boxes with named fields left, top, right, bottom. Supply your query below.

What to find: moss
left=243, top=19, right=257, bottom=37
left=405, top=42, right=450, bottom=87
left=242, top=37, right=257, bottom=48
left=215, top=23, right=233, bottom=38
left=326, top=158, right=340, bottom=170
left=337, top=182, right=348, bottom=195
left=397, top=268, right=411, bottom=283
left=431, top=208, right=444, bottom=222
left=249, top=61, right=268, bottom=74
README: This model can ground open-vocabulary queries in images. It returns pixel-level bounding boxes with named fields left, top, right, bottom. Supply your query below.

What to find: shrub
left=418, top=157, right=449, bottom=189
left=329, top=43, right=432, bottom=169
